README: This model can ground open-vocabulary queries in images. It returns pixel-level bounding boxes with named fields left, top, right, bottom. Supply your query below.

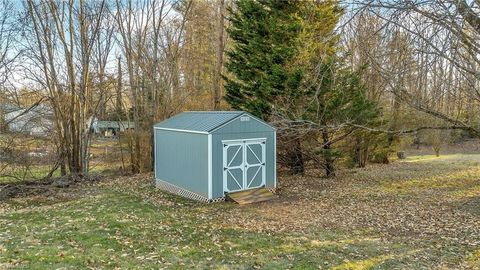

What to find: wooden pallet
left=226, top=188, right=277, bottom=204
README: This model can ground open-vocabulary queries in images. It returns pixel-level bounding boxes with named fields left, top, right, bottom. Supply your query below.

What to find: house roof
left=154, top=111, right=249, bottom=133
left=0, top=103, right=20, bottom=114
left=95, top=121, right=135, bottom=129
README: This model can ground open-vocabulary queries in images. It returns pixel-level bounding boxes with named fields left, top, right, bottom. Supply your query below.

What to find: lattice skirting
left=268, top=187, right=277, bottom=194
left=155, top=179, right=275, bottom=203
left=210, top=197, right=226, bottom=203
left=155, top=179, right=225, bottom=203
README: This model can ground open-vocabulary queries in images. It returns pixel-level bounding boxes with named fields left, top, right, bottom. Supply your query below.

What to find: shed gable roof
left=154, top=111, right=274, bottom=133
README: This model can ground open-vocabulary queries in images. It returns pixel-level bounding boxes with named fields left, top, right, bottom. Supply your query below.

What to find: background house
left=3, top=104, right=53, bottom=137
left=89, top=117, right=135, bottom=137
left=0, top=103, right=20, bottom=115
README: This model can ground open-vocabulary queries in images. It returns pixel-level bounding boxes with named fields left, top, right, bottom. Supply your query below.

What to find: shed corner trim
left=208, top=134, right=212, bottom=199
left=274, top=131, right=277, bottom=188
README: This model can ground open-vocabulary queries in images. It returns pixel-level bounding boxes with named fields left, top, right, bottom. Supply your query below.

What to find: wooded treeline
left=0, top=0, right=478, bottom=179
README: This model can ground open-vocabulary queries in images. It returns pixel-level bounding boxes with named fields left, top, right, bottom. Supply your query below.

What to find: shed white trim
left=154, top=126, right=209, bottom=134
left=244, top=113, right=277, bottom=131
left=153, top=128, right=157, bottom=179
left=208, top=134, right=212, bottom=199
left=274, top=131, right=277, bottom=188
left=221, top=137, right=267, bottom=143
left=209, top=112, right=275, bottom=133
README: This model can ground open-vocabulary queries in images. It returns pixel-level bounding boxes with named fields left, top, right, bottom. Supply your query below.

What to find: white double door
left=223, top=138, right=266, bottom=193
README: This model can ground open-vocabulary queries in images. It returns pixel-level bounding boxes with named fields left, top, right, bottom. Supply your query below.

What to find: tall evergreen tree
left=224, top=0, right=303, bottom=120
left=225, top=0, right=378, bottom=176
left=224, top=0, right=307, bottom=174
left=295, top=2, right=378, bottom=176
left=307, top=58, right=379, bottom=176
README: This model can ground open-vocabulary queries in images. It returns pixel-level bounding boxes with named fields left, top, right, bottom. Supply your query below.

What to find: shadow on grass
left=374, top=155, right=480, bottom=199
left=454, top=195, right=480, bottom=216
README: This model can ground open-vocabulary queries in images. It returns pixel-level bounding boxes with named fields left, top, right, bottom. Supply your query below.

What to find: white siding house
left=4, top=105, right=53, bottom=137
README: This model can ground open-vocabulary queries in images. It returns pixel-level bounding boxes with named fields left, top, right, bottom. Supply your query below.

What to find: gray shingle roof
left=154, top=111, right=244, bottom=132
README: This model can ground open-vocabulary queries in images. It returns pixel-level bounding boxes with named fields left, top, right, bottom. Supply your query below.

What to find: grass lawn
left=0, top=154, right=479, bottom=269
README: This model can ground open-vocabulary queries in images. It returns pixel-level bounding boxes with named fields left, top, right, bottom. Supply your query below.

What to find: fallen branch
left=346, top=123, right=473, bottom=135
left=0, top=173, right=103, bottom=201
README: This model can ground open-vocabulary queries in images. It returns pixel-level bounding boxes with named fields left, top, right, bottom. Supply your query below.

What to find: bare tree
left=0, top=0, right=20, bottom=130
left=114, top=0, right=192, bottom=173
left=24, top=0, right=110, bottom=175
left=346, top=0, right=480, bottom=137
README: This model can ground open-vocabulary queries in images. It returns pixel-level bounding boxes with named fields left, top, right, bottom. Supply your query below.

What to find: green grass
left=0, top=192, right=400, bottom=269
left=1, top=154, right=479, bottom=269
left=0, top=192, right=389, bottom=269
left=404, top=153, right=480, bottom=163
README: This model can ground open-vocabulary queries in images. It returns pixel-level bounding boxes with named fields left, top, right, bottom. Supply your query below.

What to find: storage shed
left=153, top=111, right=276, bottom=202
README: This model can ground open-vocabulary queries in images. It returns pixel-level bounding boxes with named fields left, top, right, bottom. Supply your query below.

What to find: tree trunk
left=213, top=0, right=225, bottom=110
left=322, top=129, right=335, bottom=177
left=354, top=135, right=368, bottom=168
left=116, top=57, right=123, bottom=118
left=286, top=137, right=304, bottom=175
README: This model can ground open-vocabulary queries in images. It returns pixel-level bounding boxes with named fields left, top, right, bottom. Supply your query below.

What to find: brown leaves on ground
left=222, top=158, right=480, bottom=243
left=1, top=154, right=479, bottom=268
left=101, top=155, right=480, bottom=253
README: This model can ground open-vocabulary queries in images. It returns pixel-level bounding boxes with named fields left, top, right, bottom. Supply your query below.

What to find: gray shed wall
left=211, top=116, right=276, bottom=199
left=154, top=129, right=209, bottom=197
